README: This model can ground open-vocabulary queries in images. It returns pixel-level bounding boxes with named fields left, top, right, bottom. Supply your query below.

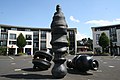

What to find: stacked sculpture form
left=32, top=50, right=52, bottom=70
left=66, top=55, right=99, bottom=72
left=32, top=5, right=99, bottom=79
left=50, top=5, right=68, bottom=78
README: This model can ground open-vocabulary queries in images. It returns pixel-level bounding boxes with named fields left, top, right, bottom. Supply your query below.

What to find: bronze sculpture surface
left=50, top=5, right=68, bottom=78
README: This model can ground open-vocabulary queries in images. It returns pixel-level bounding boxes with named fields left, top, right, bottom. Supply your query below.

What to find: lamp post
left=50, top=5, right=68, bottom=78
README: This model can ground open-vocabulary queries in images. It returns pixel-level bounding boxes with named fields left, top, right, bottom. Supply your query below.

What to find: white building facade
left=91, top=24, right=120, bottom=55
left=0, top=24, right=77, bottom=55
left=7, top=30, right=33, bottom=55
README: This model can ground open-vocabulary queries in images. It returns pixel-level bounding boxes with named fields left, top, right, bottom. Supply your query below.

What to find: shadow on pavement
left=67, top=68, right=93, bottom=75
left=1, top=74, right=53, bottom=79
left=22, top=68, right=48, bottom=72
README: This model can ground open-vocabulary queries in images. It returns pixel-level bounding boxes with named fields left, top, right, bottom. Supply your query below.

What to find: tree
left=77, top=38, right=93, bottom=51
left=99, top=32, right=109, bottom=53
left=86, top=38, right=93, bottom=51
left=82, top=38, right=87, bottom=45
left=16, top=33, right=26, bottom=53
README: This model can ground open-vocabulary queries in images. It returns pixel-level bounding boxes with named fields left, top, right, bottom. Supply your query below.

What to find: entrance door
left=8, top=48, right=15, bottom=55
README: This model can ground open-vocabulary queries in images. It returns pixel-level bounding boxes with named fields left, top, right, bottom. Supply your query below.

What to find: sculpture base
left=51, top=58, right=67, bottom=78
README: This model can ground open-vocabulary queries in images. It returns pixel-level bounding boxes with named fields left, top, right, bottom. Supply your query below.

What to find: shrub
left=16, top=53, right=26, bottom=56
left=94, top=52, right=110, bottom=56
left=0, top=47, right=7, bottom=55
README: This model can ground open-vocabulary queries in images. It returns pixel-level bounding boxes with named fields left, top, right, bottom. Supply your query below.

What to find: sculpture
left=66, top=55, right=99, bottom=72
left=32, top=5, right=100, bottom=79
left=50, top=5, right=68, bottom=78
left=32, top=50, right=52, bottom=70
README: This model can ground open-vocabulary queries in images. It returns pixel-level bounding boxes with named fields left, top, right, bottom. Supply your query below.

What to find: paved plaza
left=0, top=55, right=120, bottom=80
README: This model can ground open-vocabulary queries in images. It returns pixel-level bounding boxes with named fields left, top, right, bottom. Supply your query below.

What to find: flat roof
left=0, top=24, right=77, bottom=33
left=91, top=24, right=120, bottom=29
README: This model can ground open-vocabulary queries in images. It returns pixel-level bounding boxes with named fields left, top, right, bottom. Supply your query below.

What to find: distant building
left=91, top=24, right=120, bottom=55
left=0, top=24, right=77, bottom=55
left=77, top=46, right=88, bottom=52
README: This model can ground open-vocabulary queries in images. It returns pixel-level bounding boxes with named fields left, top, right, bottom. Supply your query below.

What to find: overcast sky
left=0, top=0, right=120, bottom=40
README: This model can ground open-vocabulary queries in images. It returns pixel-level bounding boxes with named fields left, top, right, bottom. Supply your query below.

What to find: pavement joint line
left=8, top=56, right=14, bottom=60
left=0, top=59, right=11, bottom=60
left=88, top=79, right=94, bottom=80
left=103, top=62, right=107, bottom=64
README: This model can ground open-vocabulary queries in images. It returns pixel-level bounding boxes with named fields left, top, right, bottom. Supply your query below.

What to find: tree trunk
left=102, top=47, right=104, bottom=53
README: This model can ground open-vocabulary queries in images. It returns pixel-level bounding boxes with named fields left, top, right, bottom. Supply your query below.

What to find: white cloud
left=115, top=18, right=120, bottom=21
left=70, top=16, right=80, bottom=23
left=85, top=18, right=120, bottom=26
left=76, top=31, right=89, bottom=40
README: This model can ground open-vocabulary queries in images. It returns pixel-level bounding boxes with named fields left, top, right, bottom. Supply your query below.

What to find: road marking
left=96, top=70, right=102, bottom=73
left=88, top=71, right=93, bottom=74
left=8, top=56, right=14, bottom=60
left=109, top=65, right=115, bottom=68
left=14, top=69, right=21, bottom=71
left=11, top=63, right=16, bottom=65
left=112, top=56, right=117, bottom=59
left=22, top=73, right=28, bottom=75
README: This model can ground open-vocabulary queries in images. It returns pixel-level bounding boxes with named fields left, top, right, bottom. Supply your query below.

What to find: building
left=0, top=24, right=77, bottom=55
left=91, top=24, right=120, bottom=55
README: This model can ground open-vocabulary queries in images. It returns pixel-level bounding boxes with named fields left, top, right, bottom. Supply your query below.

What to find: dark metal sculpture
left=50, top=5, right=68, bottom=78
left=32, top=50, right=52, bottom=70
left=66, top=55, right=99, bottom=72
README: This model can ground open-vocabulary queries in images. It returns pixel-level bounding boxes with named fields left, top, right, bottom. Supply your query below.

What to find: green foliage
left=67, top=36, right=70, bottom=47
left=99, top=32, right=110, bottom=53
left=16, top=33, right=26, bottom=53
left=0, top=46, right=7, bottom=55
left=18, top=53, right=26, bottom=56
left=94, top=52, right=110, bottom=56
left=77, top=38, right=93, bottom=51
left=17, top=33, right=26, bottom=48
left=86, top=38, right=93, bottom=51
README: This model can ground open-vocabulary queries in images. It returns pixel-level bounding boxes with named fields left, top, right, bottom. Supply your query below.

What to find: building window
left=33, top=31, right=39, bottom=35
left=0, top=41, right=7, bottom=46
left=33, top=36, right=39, bottom=40
left=1, top=28, right=6, bottom=32
left=41, top=31, right=46, bottom=39
left=1, top=34, right=7, bottom=39
left=25, top=29, right=30, bottom=31
left=25, top=48, right=31, bottom=55
left=96, top=41, right=99, bottom=45
left=9, top=41, right=16, bottom=45
left=9, top=33, right=16, bottom=39
left=26, top=41, right=32, bottom=45
left=96, top=34, right=100, bottom=40
left=0, top=41, right=2, bottom=46
left=34, top=42, right=39, bottom=48
left=109, top=27, right=117, bottom=42
left=26, top=35, right=32, bottom=40
left=69, top=31, right=74, bottom=35
left=11, top=28, right=17, bottom=30
left=40, top=41, right=46, bottom=50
